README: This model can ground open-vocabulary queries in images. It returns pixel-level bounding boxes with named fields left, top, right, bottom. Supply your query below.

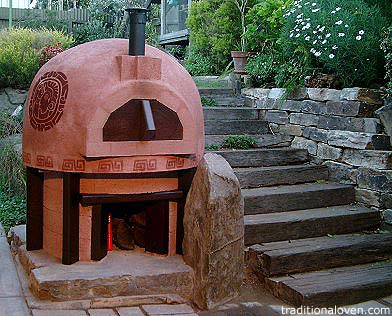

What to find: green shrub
left=280, top=0, right=388, bottom=87
left=246, top=49, right=281, bottom=87
left=73, top=20, right=114, bottom=45
left=201, top=97, right=218, bottom=107
left=0, top=143, right=25, bottom=197
left=381, top=27, right=392, bottom=94
left=223, top=135, right=257, bottom=149
left=245, top=0, right=292, bottom=52
left=184, top=49, right=216, bottom=76
left=0, top=28, right=74, bottom=89
left=0, top=192, right=26, bottom=233
left=187, top=0, right=255, bottom=75
left=18, top=9, right=68, bottom=32
left=205, top=145, right=221, bottom=151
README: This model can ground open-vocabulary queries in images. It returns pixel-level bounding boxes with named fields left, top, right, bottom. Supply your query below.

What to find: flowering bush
left=281, top=0, right=388, bottom=87
left=39, top=44, right=64, bottom=67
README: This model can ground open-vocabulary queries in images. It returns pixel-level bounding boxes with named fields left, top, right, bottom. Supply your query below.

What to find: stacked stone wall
left=243, top=87, right=392, bottom=218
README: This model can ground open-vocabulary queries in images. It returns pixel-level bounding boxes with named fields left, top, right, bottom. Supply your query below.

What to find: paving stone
left=141, top=304, right=194, bottom=315
left=317, top=143, right=342, bottom=160
left=0, top=234, right=22, bottom=297
left=117, top=307, right=145, bottom=316
left=289, top=113, right=319, bottom=126
left=265, top=110, right=289, bottom=124
left=323, top=161, right=358, bottom=185
left=0, top=90, right=14, bottom=113
left=0, top=297, right=29, bottom=316
left=307, top=88, right=341, bottom=102
left=242, top=88, right=269, bottom=99
left=291, top=137, right=317, bottom=155
left=341, top=88, right=383, bottom=105
left=341, top=150, right=392, bottom=170
left=32, top=310, right=88, bottom=316
left=268, top=88, right=286, bottom=99
left=381, top=295, right=392, bottom=305
left=88, top=309, right=117, bottom=316
left=357, top=169, right=392, bottom=193
left=5, top=88, right=28, bottom=104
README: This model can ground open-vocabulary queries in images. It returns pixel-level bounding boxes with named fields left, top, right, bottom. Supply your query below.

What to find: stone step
left=203, top=96, right=247, bottom=107
left=203, top=107, right=259, bottom=121
left=213, top=148, right=309, bottom=168
left=206, top=134, right=293, bottom=148
left=243, top=182, right=355, bottom=215
left=235, top=164, right=328, bottom=189
left=244, top=205, right=381, bottom=245
left=265, top=261, right=392, bottom=307
left=198, top=87, right=235, bottom=96
left=205, top=120, right=269, bottom=135
left=248, top=233, right=392, bottom=277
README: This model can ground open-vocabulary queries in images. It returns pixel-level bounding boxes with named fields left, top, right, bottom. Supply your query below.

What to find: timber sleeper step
left=235, top=164, right=329, bottom=189
left=203, top=107, right=259, bottom=121
left=244, top=205, right=381, bottom=245
left=243, top=182, right=355, bottom=215
left=204, top=120, right=269, bottom=135
left=265, top=260, right=392, bottom=307
left=248, top=233, right=392, bottom=277
left=213, top=148, right=309, bottom=167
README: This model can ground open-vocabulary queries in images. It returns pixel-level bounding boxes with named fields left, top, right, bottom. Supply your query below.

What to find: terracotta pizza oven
left=22, top=9, right=204, bottom=264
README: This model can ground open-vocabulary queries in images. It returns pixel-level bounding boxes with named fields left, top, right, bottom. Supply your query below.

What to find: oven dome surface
left=22, top=38, right=204, bottom=173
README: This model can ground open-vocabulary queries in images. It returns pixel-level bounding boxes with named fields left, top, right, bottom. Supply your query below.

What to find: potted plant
left=231, top=0, right=249, bottom=74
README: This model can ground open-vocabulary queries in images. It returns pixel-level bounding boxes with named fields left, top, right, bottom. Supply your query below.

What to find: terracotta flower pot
left=231, top=51, right=249, bottom=75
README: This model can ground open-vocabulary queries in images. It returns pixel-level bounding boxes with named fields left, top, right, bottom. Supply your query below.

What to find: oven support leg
left=62, top=173, right=80, bottom=265
left=168, top=201, right=177, bottom=256
left=26, top=167, right=44, bottom=251
left=91, top=205, right=108, bottom=261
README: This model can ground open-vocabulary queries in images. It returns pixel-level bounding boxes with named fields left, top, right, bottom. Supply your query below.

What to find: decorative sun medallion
left=29, top=71, right=68, bottom=131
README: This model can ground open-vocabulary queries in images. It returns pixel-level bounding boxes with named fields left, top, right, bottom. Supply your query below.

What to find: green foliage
left=18, top=9, right=69, bottom=32
left=364, top=0, right=392, bottom=21
left=187, top=0, right=252, bottom=74
left=245, top=0, right=292, bottom=52
left=381, top=27, right=392, bottom=94
left=0, top=192, right=26, bottom=233
left=73, top=20, right=114, bottom=45
left=0, top=28, right=74, bottom=89
left=246, top=49, right=281, bottom=87
left=201, top=97, right=218, bottom=107
left=184, top=49, right=216, bottom=76
left=205, top=145, right=221, bottom=151
left=0, top=144, right=25, bottom=197
left=223, top=135, right=257, bottom=149
left=0, top=112, right=22, bottom=139
left=281, top=0, right=388, bottom=87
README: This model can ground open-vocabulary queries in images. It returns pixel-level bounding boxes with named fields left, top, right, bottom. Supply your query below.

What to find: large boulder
left=183, top=153, right=244, bottom=310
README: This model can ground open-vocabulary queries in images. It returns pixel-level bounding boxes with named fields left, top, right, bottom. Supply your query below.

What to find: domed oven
left=22, top=9, right=204, bottom=264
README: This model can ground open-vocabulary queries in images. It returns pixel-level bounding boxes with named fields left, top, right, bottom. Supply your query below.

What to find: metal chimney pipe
left=125, top=8, right=149, bottom=56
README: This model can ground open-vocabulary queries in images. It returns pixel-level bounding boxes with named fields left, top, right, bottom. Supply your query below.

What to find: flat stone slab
left=25, top=249, right=193, bottom=301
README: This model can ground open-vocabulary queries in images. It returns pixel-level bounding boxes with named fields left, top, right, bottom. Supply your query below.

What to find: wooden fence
left=0, top=7, right=89, bottom=31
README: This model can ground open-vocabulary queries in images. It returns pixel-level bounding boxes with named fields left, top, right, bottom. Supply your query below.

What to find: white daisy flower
left=336, top=7, right=341, bottom=11
left=331, top=10, right=336, bottom=14
left=359, top=30, right=365, bottom=35
left=305, top=36, right=311, bottom=40
left=332, top=45, right=338, bottom=49
left=313, top=40, right=317, bottom=44
left=322, top=40, right=327, bottom=44
left=312, top=2, right=317, bottom=6
left=326, top=33, right=331, bottom=38
left=356, top=35, right=362, bottom=40
left=319, top=26, right=325, bottom=32
left=310, top=48, right=316, bottom=53
left=338, top=33, right=345, bottom=37
left=335, top=20, right=343, bottom=25
left=345, top=24, right=349, bottom=28
left=312, top=8, right=320, bottom=12
left=329, top=54, right=335, bottom=59
left=315, top=51, right=322, bottom=57
left=295, top=33, right=301, bottom=38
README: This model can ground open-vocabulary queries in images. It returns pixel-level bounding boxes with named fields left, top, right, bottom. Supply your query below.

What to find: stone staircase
left=201, top=87, right=392, bottom=308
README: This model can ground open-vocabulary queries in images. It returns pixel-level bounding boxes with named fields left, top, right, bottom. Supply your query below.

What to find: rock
left=323, top=161, right=358, bottom=185
left=341, top=88, right=383, bottom=105
left=381, top=194, right=392, bottom=209
left=327, top=130, right=391, bottom=150
left=183, top=153, right=244, bottom=310
left=307, top=88, right=341, bottom=102
left=325, top=101, right=379, bottom=117
left=355, top=189, right=380, bottom=208
left=271, top=124, right=303, bottom=136
left=291, top=137, right=317, bottom=155
left=0, top=133, right=22, bottom=151
left=268, top=88, right=285, bottom=99
left=375, top=104, right=392, bottom=138
left=317, top=143, right=342, bottom=160
left=265, top=110, right=289, bottom=124
left=341, top=150, right=392, bottom=170
left=5, top=88, right=28, bottom=104
left=241, top=88, right=269, bottom=99
left=317, top=116, right=381, bottom=134
left=357, top=169, right=392, bottom=193
left=287, top=88, right=308, bottom=100
left=289, top=113, right=319, bottom=126
left=303, top=127, right=329, bottom=142
left=0, top=90, right=13, bottom=113
left=383, top=210, right=392, bottom=225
